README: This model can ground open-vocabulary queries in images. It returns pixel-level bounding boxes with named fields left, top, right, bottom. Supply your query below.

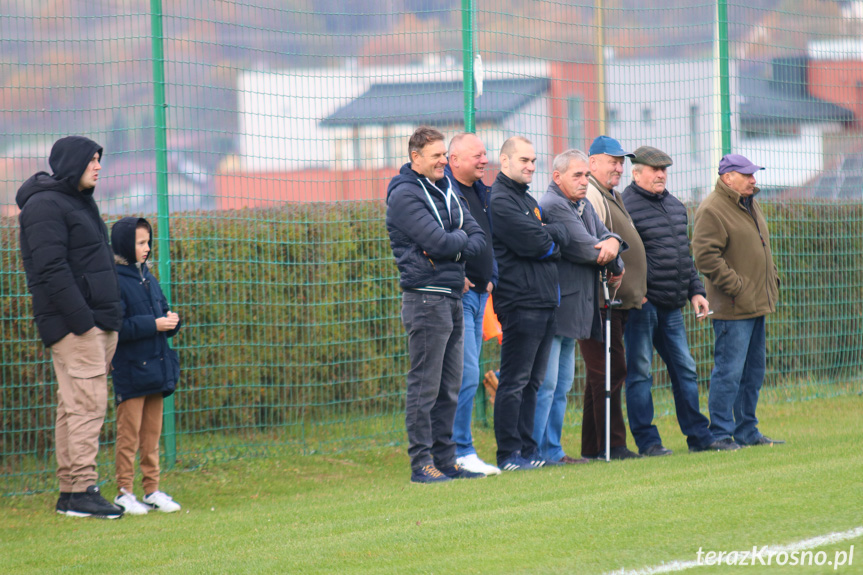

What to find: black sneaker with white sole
left=66, top=486, right=123, bottom=519
left=55, top=492, right=71, bottom=515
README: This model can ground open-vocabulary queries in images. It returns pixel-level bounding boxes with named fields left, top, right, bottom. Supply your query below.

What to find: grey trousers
left=401, top=292, right=464, bottom=471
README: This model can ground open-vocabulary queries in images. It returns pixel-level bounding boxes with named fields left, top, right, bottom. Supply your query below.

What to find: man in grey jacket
left=536, top=149, right=625, bottom=465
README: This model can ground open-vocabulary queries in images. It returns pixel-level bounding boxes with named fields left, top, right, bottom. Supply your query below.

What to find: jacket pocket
left=732, top=277, right=759, bottom=316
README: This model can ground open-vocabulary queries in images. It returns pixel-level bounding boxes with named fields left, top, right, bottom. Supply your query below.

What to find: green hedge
left=2, top=200, right=862, bottom=491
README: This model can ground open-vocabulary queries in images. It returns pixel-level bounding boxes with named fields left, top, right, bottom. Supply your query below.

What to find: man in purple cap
left=693, top=154, right=783, bottom=447
left=579, top=135, right=645, bottom=460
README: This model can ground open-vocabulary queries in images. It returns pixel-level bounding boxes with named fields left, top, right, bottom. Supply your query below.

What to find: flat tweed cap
left=631, top=146, right=673, bottom=168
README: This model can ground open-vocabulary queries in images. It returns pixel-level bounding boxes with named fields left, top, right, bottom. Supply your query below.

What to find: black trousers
left=494, top=306, right=557, bottom=464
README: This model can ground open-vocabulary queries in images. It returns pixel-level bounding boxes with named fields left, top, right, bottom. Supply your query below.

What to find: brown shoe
left=482, top=370, right=498, bottom=404
left=560, top=455, right=591, bottom=465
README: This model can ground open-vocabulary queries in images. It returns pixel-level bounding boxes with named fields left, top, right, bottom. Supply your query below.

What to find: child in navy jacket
left=110, top=217, right=182, bottom=514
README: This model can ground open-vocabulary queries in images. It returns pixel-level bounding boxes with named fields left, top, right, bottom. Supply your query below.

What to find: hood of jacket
left=387, top=162, right=453, bottom=200
left=16, top=136, right=103, bottom=209
left=111, top=216, right=152, bottom=267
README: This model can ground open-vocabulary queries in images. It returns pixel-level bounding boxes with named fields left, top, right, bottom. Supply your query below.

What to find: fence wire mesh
left=2, top=1, right=862, bottom=494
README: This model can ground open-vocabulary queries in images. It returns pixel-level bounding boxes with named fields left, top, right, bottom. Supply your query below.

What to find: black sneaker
left=739, top=435, right=785, bottom=447
left=690, top=437, right=740, bottom=452
left=641, top=444, right=673, bottom=457
left=66, top=486, right=124, bottom=519
left=438, top=463, right=485, bottom=479
left=606, top=446, right=642, bottom=460
left=410, top=465, right=452, bottom=484
left=55, top=492, right=70, bottom=515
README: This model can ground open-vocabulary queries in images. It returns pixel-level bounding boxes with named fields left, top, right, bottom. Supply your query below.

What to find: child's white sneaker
left=114, top=488, right=149, bottom=515
left=142, top=490, right=181, bottom=513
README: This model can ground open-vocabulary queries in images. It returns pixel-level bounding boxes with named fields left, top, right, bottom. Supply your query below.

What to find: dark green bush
left=2, top=200, right=862, bottom=490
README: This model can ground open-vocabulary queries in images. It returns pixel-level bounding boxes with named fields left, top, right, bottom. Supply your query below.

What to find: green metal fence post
left=461, top=0, right=476, bottom=134
left=717, top=0, right=732, bottom=155
left=150, top=0, right=176, bottom=469
left=461, top=0, right=489, bottom=425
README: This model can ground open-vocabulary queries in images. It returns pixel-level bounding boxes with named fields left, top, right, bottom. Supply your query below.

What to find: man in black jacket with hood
left=621, top=146, right=739, bottom=456
left=17, top=136, right=124, bottom=518
left=386, top=126, right=486, bottom=483
left=490, top=136, right=568, bottom=471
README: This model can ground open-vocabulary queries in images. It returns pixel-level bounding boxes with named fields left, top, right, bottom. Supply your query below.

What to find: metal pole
left=150, top=0, right=176, bottom=469
left=595, top=0, right=606, bottom=135
left=717, top=0, right=732, bottom=155
left=461, top=0, right=487, bottom=425
left=461, top=0, right=476, bottom=133
left=602, top=271, right=611, bottom=463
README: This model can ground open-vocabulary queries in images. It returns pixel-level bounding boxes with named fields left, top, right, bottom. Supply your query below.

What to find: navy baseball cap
left=589, top=135, right=634, bottom=158
left=718, top=154, right=764, bottom=175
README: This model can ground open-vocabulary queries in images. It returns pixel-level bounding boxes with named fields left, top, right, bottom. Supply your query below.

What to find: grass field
left=1, top=394, right=861, bottom=574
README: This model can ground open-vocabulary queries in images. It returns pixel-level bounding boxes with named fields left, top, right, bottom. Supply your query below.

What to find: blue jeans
left=708, top=317, right=766, bottom=444
left=624, top=302, right=714, bottom=451
left=453, top=290, right=488, bottom=457
left=534, top=336, right=575, bottom=461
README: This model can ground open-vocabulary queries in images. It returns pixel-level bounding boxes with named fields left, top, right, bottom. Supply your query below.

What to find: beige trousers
left=115, top=394, right=163, bottom=494
left=50, top=327, right=118, bottom=492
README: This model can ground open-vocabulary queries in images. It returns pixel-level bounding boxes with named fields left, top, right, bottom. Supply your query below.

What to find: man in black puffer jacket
left=621, top=146, right=738, bottom=456
left=17, top=136, right=124, bottom=518
left=386, top=126, right=486, bottom=484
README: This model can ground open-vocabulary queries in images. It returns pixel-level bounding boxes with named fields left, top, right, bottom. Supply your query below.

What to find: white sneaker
left=114, top=488, right=149, bottom=515
left=456, top=454, right=501, bottom=476
left=142, top=490, right=181, bottom=513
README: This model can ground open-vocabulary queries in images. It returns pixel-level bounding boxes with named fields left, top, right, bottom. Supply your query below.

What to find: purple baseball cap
left=718, top=154, right=764, bottom=175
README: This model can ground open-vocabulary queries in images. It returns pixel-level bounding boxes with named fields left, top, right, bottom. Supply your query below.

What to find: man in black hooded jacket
left=17, top=136, right=124, bottom=518
left=386, top=126, right=486, bottom=483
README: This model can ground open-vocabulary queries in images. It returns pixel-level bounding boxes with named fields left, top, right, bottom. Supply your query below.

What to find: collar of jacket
left=714, top=177, right=761, bottom=209
left=495, top=171, right=529, bottom=194
left=445, top=165, right=489, bottom=199
left=588, top=175, right=616, bottom=198
left=548, top=180, right=586, bottom=212
left=629, top=181, right=668, bottom=201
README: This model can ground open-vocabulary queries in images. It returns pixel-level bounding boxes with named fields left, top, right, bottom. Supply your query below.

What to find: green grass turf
left=1, top=394, right=861, bottom=575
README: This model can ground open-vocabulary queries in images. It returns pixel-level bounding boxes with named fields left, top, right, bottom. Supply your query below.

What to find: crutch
left=600, top=268, right=620, bottom=463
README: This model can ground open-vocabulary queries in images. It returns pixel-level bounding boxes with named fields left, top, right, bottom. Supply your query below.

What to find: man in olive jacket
left=692, top=154, right=783, bottom=447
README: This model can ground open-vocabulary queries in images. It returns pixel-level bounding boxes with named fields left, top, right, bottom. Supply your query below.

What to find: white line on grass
left=604, top=526, right=863, bottom=575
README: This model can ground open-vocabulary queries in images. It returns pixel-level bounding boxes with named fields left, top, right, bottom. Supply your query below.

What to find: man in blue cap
left=693, top=153, right=783, bottom=447
left=579, top=135, right=645, bottom=460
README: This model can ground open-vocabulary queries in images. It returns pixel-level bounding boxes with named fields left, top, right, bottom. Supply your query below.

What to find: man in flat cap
left=622, top=146, right=738, bottom=455
left=693, top=154, right=783, bottom=447
left=580, top=135, right=644, bottom=460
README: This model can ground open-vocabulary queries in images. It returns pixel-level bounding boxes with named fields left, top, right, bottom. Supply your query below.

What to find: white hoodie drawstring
left=417, top=176, right=463, bottom=231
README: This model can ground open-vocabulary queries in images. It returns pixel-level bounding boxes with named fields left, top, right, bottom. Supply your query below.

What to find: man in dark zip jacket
left=445, top=133, right=501, bottom=476
left=622, top=146, right=738, bottom=456
left=693, top=154, right=783, bottom=447
left=386, top=126, right=486, bottom=483
left=17, top=136, right=124, bottom=518
left=489, top=136, right=568, bottom=471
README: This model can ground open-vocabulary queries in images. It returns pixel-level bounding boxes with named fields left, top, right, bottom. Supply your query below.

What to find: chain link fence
left=2, top=1, right=862, bottom=494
